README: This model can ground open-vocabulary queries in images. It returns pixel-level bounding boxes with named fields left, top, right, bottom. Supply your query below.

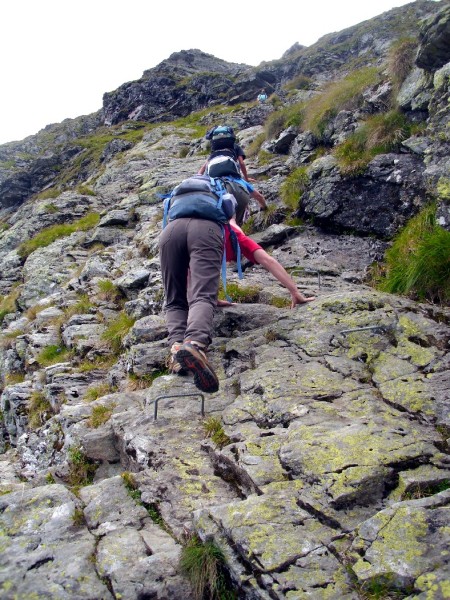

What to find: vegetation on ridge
left=376, top=203, right=450, bottom=304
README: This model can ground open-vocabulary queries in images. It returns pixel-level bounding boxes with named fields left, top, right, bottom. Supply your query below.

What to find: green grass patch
left=265, top=101, right=306, bottom=139
left=43, top=203, right=59, bottom=213
left=87, top=403, right=116, bottom=428
left=203, top=417, right=230, bottom=449
left=302, top=66, right=380, bottom=137
left=77, top=355, right=116, bottom=372
left=245, top=133, right=266, bottom=158
left=18, top=212, right=100, bottom=259
left=280, top=166, right=309, bottom=210
left=77, top=184, right=95, bottom=196
left=122, top=471, right=142, bottom=502
left=386, top=37, right=418, bottom=94
left=218, top=283, right=260, bottom=303
left=285, top=74, right=314, bottom=91
left=4, top=373, right=26, bottom=385
left=28, top=392, right=53, bottom=429
left=84, top=383, right=114, bottom=402
left=0, top=288, right=20, bottom=324
left=35, top=187, right=61, bottom=200
left=102, top=311, right=135, bottom=354
left=377, top=204, right=450, bottom=304
left=72, top=507, right=85, bottom=527
left=402, top=479, right=450, bottom=500
left=36, top=344, right=71, bottom=366
left=179, top=535, right=236, bottom=600
left=64, top=293, right=95, bottom=318
left=334, top=110, right=420, bottom=176
left=97, top=279, right=124, bottom=303
left=121, top=472, right=167, bottom=527
left=127, top=370, right=167, bottom=390
left=268, top=295, right=291, bottom=308
left=67, top=446, right=97, bottom=491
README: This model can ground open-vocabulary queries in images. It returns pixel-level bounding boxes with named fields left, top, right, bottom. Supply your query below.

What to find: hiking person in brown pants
left=159, top=217, right=223, bottom=393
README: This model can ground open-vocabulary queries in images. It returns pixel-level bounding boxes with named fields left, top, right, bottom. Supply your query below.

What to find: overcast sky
left=0, top=0, right=435, bottom=145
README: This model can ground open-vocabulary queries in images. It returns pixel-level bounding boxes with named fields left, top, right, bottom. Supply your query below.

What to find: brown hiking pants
left=159, top=218, right=223, bottom=347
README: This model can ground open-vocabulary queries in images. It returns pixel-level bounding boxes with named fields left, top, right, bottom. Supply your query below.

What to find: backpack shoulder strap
left=162, top=193, right=173, bottom=228
left=227, top=224, right=243, bottom=280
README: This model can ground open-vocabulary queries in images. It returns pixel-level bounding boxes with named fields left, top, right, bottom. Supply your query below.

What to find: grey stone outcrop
left=0, top=3, right=449, bottom=598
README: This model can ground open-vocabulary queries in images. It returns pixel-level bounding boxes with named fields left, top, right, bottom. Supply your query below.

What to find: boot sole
left=176, top=347, right=219, bottom=393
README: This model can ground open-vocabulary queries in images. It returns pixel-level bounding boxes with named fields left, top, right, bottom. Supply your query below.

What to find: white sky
left=0, top=0, right=433, bottom=145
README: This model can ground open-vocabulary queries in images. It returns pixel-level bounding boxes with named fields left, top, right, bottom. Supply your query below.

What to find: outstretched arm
left=251, top=188, right=267, bottom=210
left=237, top=156, right=250, bottom=181
left=253, top=249, right=315, bottom=308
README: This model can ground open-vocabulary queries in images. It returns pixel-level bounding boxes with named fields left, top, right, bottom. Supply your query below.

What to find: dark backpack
left=162, top=175, right=237, bottom=226
left=206, top=125, right=236, bottom=153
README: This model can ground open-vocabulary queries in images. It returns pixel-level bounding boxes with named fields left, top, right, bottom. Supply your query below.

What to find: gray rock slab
left=0, top=484, right=112, bottom=599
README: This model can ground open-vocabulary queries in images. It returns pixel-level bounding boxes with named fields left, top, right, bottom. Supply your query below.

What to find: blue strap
left=211, top=176, right=225, bottom=210
left=223, top=176, right=254, bottom=194
left=236, top=239, right=243, bottom=280
left=162, top=196, right=171, bottom=229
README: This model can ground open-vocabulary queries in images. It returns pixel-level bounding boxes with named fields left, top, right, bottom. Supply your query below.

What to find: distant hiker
left=257, top=90, right=268, bottom=103
left=198, top=125, right=267, bottom=225
left=222, top=219, right=316, bottom=308
left=159, top=175, right=238, bottom=393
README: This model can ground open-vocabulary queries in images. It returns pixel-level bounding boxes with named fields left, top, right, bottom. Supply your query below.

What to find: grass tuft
left=67, top=446, right=97, bottom=491
left=280, top=167, right=309, bottom=210
left=97, top=279, right=124, bottom=304
left=203, top=417, right=231, bottom=449
left=102, top=312, right=135, bottom=355
left=376, top=203, right=450, bottom=304
left=18, top=212, right=100, bottom=259
left=302, top=67, right=380, bottom=137
left=28, top=392, right=53, bottom=429
left=84, top=383, right=114, bottom=402
left=179, top=535, right=236, bottom=600
left=36, top=344, right=71, bottom=367
left=218, top=283, right=260, bottom=304
left=386, top=37, right=418, bottom=94
left=87, top=403, right=116, bottom=428
left=334, top=110, right=420, bottom=176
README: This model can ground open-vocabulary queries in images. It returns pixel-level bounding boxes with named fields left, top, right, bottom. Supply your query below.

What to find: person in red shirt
left=222, top=220, right=315, bottom=308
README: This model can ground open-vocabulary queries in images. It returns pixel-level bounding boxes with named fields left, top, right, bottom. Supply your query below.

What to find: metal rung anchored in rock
left=339, top=324, right=395, bottom=336
left=290, top=267, right=322, bottom=289
left=146, top=393, right=205, bottom=421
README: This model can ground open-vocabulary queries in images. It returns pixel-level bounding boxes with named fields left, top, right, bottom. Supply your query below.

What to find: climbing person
left=257, top=89, right=268, bottom=103
left=222, top=218, right=316, bottom=308
left=198, top=125, right=267, bottom=225
left=159, top=175, right=238, bottom=393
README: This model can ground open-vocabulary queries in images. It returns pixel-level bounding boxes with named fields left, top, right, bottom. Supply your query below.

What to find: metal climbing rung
left=339, top=324, right=392, bottom=336
left=290, top=267, right=321, bottom=289
left=147, top=393, right=206, bottom=421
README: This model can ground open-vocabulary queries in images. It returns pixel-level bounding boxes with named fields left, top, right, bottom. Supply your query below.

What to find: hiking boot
left=175, top=341, right=219, bottom=393
left=166, top=343, right=188, bottom=376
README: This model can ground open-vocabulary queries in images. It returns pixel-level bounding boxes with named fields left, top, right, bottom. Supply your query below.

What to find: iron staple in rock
left=147, top=392, right=206, bottom=420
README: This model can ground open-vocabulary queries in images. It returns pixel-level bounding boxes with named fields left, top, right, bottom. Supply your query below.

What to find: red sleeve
left=224, top=225, right=262, bottom=263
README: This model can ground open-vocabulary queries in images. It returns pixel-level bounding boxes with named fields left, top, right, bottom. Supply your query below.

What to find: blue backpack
left=162, top=175, right=236, bottom=226
left=161, top=175, right=243, bottom=300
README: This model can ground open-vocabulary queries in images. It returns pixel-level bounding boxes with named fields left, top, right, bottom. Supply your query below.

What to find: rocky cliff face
left=0, top=2, right=449, bottom=599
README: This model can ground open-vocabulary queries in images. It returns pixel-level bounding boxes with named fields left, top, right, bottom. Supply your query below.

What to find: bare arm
left=198, top=161, right=207, bottom=175
left=253, top=249, right=315, bottom=308
left=251, top=188, right=267, bottom=210
left=237, top=156, right=249, bottom=181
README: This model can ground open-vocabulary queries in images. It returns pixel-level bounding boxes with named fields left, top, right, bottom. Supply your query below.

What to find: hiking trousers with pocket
left=159, top=218, right=223, bottom=347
